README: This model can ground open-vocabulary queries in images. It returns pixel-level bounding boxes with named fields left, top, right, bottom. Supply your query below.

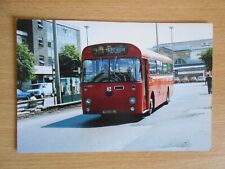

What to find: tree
left=59, top=45, right=81, bottom=77
left=200, top=48, right=212, bottom=71
left=17, top=43, right=35, bottom=87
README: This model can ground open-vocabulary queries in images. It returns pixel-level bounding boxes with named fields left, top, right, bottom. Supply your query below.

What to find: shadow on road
left=43, top=114, right=144, bottom=128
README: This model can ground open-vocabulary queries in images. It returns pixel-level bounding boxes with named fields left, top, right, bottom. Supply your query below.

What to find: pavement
left=17, top=82, right=211, bottom=153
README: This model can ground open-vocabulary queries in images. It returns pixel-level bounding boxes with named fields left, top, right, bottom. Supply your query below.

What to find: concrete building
left=16, top=19, right=81, bottom=83
left=152, top=39, right=212, bottom=79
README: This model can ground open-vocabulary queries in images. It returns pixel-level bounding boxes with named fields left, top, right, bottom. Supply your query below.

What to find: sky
left=57, top=20, right=213, bottom=51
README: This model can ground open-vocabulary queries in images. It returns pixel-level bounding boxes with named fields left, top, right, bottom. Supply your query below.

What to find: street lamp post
left=51, top=58, right=56, bottom=105
left=53, top=20, right=62, bottom=104
left=84, top=25, right=89, bottom=46
left=155, top=23, right=159, bottom=53
left=169, top=26, right=174, bottom=69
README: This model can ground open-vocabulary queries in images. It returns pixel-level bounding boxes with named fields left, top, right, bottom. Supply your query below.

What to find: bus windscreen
left=82, top=58, right=141, bottom=83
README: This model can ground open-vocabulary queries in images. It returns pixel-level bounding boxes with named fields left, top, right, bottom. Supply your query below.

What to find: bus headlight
left=130, top=106, right=135, bottom=111
left=129, top=97, right=136, bottom=104
left=85, top=98, right=91, bottom=105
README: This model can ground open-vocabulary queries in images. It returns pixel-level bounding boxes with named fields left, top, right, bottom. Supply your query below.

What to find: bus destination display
left=92, top=44, right=128, bottom=56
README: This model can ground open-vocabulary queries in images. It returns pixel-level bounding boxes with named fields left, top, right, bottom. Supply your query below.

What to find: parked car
left=197, top=76, right=205, bottom=82
left=174, top=77, right=180, bottom=83
left=180, top=77, right=189, bottom=83
left=27, top=83, right=53, bottom=98
left=17, top=89, right=30, bottom=100
left=188, top=76, right=197, bottom=82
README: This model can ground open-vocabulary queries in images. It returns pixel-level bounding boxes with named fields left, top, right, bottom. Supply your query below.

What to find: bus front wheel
left=146, top=94, right=155, bottom=116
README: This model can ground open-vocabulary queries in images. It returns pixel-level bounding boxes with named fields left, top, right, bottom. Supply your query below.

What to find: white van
left=27, top=83, right=53, bottom=98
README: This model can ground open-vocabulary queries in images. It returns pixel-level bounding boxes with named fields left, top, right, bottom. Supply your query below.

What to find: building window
left=21, top=37, right=26, bottom=44
left=63, top=28, right=67, bottom=33
left=37, top=20, right=43, bottom=29
left=38, top=37, right=44, bottom=47
left=201, top=42, right=208, bottom=47
left=48, top=57, right=53, bottom=66
left=175, top=58, right=186, bottom=65
left=17, top=35, right=27, bottom=44
left=16, top=30, right=28, bottom=44
left=48, top=42, right=52, bottom=47
left=39, top=55, right=45, bottom=66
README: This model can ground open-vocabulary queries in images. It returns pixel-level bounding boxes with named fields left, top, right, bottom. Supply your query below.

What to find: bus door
left=142, top=59, right=149, bottom=110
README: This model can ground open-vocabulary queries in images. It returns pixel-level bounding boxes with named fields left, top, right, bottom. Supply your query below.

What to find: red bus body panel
left=81, top=82, right=144, bottom=114
left=148, top=75, right=174, bottom=108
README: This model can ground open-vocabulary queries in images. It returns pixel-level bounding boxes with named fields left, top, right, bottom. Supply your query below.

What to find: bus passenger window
left=156, top=60, right=163, bottom=74
left=163, top=63, right=168, bottom=74
left=149, top=60, right=157, bottom=75
left=168, top=64, right=173, bottom=74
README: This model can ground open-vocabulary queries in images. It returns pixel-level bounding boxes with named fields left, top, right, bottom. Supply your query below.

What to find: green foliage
left=200, top=48, right=212, bottom=71
left=17, top=43, right=35, bottom=83
left=59, top=45, right=81, bottom=76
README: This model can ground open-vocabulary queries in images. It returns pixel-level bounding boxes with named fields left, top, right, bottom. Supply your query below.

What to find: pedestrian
left=205, top=74, right=212, bottom=94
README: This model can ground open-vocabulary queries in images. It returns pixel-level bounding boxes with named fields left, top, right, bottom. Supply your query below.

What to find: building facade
left=16, top=19, right=81, bottom=83
left=152, top=39, right=212, bottom=79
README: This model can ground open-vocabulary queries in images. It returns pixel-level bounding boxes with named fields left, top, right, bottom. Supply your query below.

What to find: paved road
left=17, top=82, right=211, bottom=153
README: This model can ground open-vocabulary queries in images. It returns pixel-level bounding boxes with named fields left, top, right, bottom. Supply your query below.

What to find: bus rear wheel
left=165, top=89, right=170, bottom=105
left=149, top=97, right=154, bottom=114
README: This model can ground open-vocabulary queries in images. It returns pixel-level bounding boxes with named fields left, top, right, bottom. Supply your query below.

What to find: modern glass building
left=151, top=39, right=212, bottom=79
left=46, top=21, right=81, bottom=67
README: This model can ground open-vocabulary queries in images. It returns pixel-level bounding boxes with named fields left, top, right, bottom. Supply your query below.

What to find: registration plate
left=102, top=110, right=117, bottom=114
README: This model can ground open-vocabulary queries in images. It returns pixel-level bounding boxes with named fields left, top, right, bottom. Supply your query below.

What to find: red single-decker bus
left=81, top=43, right=173, bottom=116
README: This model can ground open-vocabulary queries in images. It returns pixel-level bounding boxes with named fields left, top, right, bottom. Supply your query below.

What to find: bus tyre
left=165, top=90, right=170, bottom=105
left=149, top=98, right=154, bottom=114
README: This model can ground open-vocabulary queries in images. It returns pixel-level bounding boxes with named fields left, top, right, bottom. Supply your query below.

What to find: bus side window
left=149, top=60, right=157, bottom=75
left=162, top=63, right=168, bottom=74
left=168, top=64, right=173, bottom=74
left=156, top=60, right=162, bottom=75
